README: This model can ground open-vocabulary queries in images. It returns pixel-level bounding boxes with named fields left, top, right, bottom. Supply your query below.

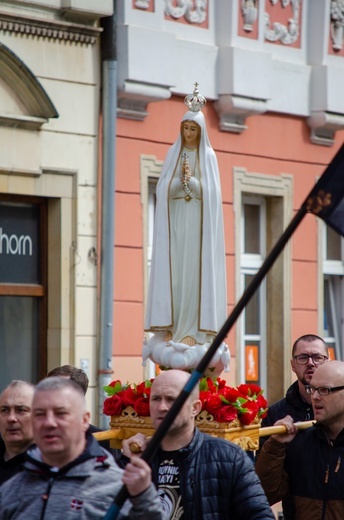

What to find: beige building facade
left=0, top=0, right=112, bottom=418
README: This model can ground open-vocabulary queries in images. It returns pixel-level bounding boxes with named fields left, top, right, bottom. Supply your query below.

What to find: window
left=141, top=155, right=162, bottom=379
left=147, top=178, right=157, bottom=276
left=323, top=225, right=344, bottom=360
left=233, top=168, right=292, bottom=402
left=240, top=197, right=267, bottom=388
left=0, top=195, right=47, bottom=385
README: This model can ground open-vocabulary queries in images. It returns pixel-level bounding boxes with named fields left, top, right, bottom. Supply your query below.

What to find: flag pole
left=104, top=206, right=308, bottom=519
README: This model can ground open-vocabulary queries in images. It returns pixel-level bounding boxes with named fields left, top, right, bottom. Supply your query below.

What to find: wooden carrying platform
left=93, top=406, right=315, bottom=452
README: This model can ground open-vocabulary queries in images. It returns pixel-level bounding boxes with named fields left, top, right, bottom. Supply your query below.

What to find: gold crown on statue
left=184, top=82, right=207, bottom=112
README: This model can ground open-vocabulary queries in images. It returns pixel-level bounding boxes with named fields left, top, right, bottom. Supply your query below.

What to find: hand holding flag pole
left=104, top=143, right=344, bottom=520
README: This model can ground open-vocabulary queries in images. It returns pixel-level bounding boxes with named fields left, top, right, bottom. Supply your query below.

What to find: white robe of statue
left=143, top=109, right=229, bottom=375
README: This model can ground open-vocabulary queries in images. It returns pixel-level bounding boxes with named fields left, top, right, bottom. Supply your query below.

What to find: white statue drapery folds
left=143, top=88, right=230, bottom=375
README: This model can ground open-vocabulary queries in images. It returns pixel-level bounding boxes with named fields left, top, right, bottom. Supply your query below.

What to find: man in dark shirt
left=119, top=369, right=275, bottom=520
left=0, top=380, right=35, bottom=484
left=261, top=335, right=328, bottom=430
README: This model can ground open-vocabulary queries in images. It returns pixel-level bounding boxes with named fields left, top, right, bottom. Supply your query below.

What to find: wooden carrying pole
left=93, top=419, right=315, bottom=445
left=259, top=420, right=315, bottom=437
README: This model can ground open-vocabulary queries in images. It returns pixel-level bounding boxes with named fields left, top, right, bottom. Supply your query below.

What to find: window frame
left=0, top=193, right=48, bottom=380
left=321, top=224, right=344, bottom=359
left=239, top=196, right=267, bottom=388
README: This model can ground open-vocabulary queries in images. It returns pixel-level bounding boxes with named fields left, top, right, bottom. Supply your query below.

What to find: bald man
left=119, top=369, right=274, bottom=520
left=0, top=380, right=35, bottom=484
left=0, top=377, right=163, bottom=520
left=256, top=360, right=344, bottom=520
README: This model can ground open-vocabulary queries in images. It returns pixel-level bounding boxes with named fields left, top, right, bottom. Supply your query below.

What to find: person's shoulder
left=0, top=470, right=26, bottom=494
left=261, top=396, right=288, bottom=426
left=88, top=423, right=100, bottom=434
left=88, top=426, right=122, bottom=460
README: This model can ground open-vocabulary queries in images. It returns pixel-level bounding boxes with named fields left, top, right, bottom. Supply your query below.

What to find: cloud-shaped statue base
left=142, top=332, right=230, bottom=377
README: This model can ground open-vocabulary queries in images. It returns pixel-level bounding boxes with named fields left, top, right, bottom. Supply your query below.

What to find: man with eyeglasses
left=261, top=334, right=329, bottom=432
left=256, top=360, right=344, bottom=520
left=258, top=334, right=328, bottom=519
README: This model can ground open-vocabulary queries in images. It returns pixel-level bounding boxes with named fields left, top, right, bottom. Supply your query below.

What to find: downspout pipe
left=98, top=2, right=117, bottom=429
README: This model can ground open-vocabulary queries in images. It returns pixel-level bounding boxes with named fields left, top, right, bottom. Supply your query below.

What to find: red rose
left=103, top=395, right=123, bottom=416
left=136, top=381, right=152, bottom=398
left=220, top=387, right=243, bottom=403
left=259, top=407, right=268, bottom=419
left=109, top=379, right=122, bottom=388
left=214, top=405, right=238, bottom=423
left=237, top=383, right=262, bottom=397
left=239, top=400, right=258, bottom=425
left=133, top=397, right=150, bottom=416
left=257, top=394, right=268, bottom=418
left=199, top=390, right=212, bottom=410
left=121, top=387, right=138, bottom=407
left=206, top=394, right=223, bottom=415
left=216, top=378, right=227, bottom=389
left=206, top=378, right=217, bottom=393
left=257, top=393, right=267, bottom=409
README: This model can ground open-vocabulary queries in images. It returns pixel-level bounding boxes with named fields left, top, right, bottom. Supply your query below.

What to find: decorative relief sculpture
left=164, top=0, right=207, bottom=24
left=330, top=0, right=344, bottom=50
left=264, top=0, right=301, bottom=45
left=135, top=1, right=151, bottom=10
left=242, top=0, right=258, bottom=32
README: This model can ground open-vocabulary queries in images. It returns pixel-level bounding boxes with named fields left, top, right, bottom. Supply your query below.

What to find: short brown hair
left=46, top=365, right=89, bottom=394
left=292, top=334, right=328, bottom=357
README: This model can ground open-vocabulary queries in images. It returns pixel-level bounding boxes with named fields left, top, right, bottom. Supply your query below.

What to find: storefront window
left=0, top=197, right=46, bottom=387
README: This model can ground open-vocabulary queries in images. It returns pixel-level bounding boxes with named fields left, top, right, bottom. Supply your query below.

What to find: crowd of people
left=0, top=370, right=161, bottom=519
left=2, top=334, right=344, bottom=519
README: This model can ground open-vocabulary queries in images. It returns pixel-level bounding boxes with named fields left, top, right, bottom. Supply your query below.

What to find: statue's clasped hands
left=180, top=163, right=191, bottom=186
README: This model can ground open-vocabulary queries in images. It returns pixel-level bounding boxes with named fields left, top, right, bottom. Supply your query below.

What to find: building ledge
left=117, top=81, right=171, bottom=121
left=307, top=111, right=344, bottom=147
left=213, top=94, right=268, bottom=133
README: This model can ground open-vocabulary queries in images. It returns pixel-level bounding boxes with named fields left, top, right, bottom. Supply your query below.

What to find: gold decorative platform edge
left=93, top=406, right=261, bottom=451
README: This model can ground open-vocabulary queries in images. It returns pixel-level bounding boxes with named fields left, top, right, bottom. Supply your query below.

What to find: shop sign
left=0, top=202, right=40, bottom=284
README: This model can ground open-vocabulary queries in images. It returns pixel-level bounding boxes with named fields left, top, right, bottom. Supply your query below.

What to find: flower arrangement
left=103, top=377, right=268, bottom=426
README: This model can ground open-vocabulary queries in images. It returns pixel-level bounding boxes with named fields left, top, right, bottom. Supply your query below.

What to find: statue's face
left=182, top=121, right=199, bottom=148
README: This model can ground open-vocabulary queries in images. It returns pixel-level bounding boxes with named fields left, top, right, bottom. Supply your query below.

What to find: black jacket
left=119, top=428, right=274, bottom=520
left=261, top=380, right=313, bottom=429
left=0, top=437, right=29, bottom=485
left=87, top=423, right=121, bottom=459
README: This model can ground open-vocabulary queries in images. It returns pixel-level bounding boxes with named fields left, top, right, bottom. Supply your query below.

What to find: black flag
left=304, top=143, right=344, bottom=237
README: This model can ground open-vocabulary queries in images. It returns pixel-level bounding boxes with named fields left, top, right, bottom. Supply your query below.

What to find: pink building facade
left=110, top=1, right=344, bottom=405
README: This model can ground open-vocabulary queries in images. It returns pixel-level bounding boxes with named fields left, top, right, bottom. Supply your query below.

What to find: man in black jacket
left=119, top=369, right=274, bottom=520
left=259, top=333, right=329, bottom=519
left=261, top=334, right=328, bottom=430
left=0, top=380, right=35, bottom=484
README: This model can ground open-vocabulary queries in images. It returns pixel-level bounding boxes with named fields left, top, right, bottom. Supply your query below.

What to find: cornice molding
left=307, top=111, right=344, bottom=147
left=214, top=94, right=268, bottom=134
left=118, top=81, right=171, bottom=121
left=0, top=10, right=102, bottom=46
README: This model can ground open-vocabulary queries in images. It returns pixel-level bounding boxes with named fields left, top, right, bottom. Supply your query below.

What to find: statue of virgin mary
left=143, top=84, right=229, bottom=375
